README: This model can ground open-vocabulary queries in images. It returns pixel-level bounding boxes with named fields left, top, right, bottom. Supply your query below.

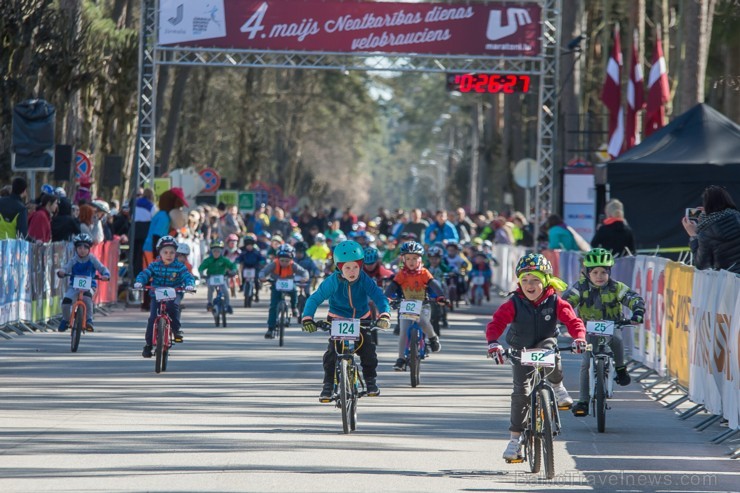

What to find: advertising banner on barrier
left=491, top=244, right=526, bottom=293
left=557, top=251, right=582, bottom=285
left=663, top=262, right=693, bottom=388
left=158, top=0, right=542, bottom=57
left=729, top=277, right=740, bottom=429
left=631, top=256, right=668, bottom=371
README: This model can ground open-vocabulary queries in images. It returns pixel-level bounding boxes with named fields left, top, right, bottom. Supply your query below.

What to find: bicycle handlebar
left=135, top=285, right=194, bottom=293
left=60, top=273, right=108, bottom=281
left=315, top=320, right=383, bottom=332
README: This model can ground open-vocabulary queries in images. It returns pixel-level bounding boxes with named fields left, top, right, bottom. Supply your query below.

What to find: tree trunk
left=160, top=66, right=191, bottom=173
left=678, top=0, right=715, bottom=113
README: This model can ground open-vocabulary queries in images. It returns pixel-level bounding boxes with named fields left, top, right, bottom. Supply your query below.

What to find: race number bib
left=154, top=288, right=177, bottom=301
left=399, top=300, right=423, bottom=319
left=208, top=275, right=225, bottom=286
left=330, top=318, right=361, bottom=340
left=276, top=278, right=294, bottom=291
left=521, top=349, right=556, bottom=367
left=72, top=276, right=93, bottom=291
left=472, top=276, right=486, bottom=286
left=242, top=268, right=256, bottom=279
left=586, top=320, right=615, bottom=336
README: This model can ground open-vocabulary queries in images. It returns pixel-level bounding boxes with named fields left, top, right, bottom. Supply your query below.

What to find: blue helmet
left=364, top=246, right=379, bottom=264
left=399, top=241, right=424, bottom=256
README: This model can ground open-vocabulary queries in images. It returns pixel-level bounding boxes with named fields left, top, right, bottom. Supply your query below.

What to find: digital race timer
left=446, top=73, right=532, bottom=94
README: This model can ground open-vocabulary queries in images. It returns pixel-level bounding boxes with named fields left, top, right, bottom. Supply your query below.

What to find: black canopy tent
left=605, top=103, right=740, bottom=251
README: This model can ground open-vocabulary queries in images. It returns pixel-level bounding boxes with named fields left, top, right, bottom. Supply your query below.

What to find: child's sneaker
left=572, top=400, right=589, bottom=417
left=319, top=383, right=333, bottom=403
left=552, top=381, right=573, bottom=409
left=58, top=320, right=68, bottom=332
left=393, top=358, right=406, bottom=371
left=502, top=438, right=522, bottom=460
left=429, top=336, right=441, bottom=353
left=227, top=305, right=234, bottom=314
left=142, top=345, right=153, bottom=358
left=85, top=320, right=94, bottom=332
left=615, top=367, right=631, bottom=386
left=366, top=379, right=380, bottom=396
left=206, top=303, right=212, bottom=312
left=173, top=330, right=184, bottom=343
left=264, top=329, right=275, bottom=339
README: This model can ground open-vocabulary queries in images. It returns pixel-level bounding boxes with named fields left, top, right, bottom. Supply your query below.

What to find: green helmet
left=333, top=240, right=364, bottom=263
left=210, top=239, right=224, bottom=250
left=583, top=248, right=614, bottom=268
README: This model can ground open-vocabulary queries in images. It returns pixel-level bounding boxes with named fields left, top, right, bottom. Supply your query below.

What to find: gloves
left=572, top=338, right=587, bottom=354
left=184, top=285, right=196, bottom=293
left=302, top=318, right=317, bottom=333
left=101, top=276, right=110, bottom=282
left=56, top=270, right=65, bottom=279
left=376, top=315, right=391, bottom=330
left=436, top=296, right=446, bottom=305
left=487, top=342, right=505, bottom=364
left=133, top=282, right=143, bottom=289
left=631, top=313, right=644, bottom=324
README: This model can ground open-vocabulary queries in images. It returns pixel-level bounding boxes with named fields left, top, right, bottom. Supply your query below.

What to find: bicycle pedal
left=505, top=457, right=525, bottom=464
left=558, top=404, right=572, bottom=411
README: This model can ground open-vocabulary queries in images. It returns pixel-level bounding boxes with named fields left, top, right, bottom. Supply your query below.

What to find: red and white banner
left=601, top=23, right=624, bottom=158
left=158, top=0, right=542, bottom=57
left=625, top=29, right=644, bottom=151
left=631, top=256, right=668, bottom=374
left=645, top=29, right=670, bottom=137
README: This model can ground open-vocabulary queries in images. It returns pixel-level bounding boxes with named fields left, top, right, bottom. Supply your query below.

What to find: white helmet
left=176, top=243, right=191, bottom=255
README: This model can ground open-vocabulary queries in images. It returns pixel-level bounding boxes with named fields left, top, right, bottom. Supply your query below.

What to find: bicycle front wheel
left=340, top=359, right=352, bottom=434
left=595, top=358, right=607, bottom=433
left=155, top=318, right=166, bottom=374
left=222, top=307, right=227, bottom=328
left=349, top=365, right=358, bottom=431
left=71, top=308, right=83, bottom=353
left=409, top=329, right=420, bottom=388
left=213, top=302, right=220, bottom=326
left=539, top=388, right=556, bottom=479
left=278, top=303, right=286, bottom=347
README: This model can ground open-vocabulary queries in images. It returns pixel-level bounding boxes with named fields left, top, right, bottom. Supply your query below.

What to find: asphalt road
left=0, top=292, right=737, bottom=492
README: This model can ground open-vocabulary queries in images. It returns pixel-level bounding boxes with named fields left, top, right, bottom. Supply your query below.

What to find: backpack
left=0, top=213, right=18, bottom=240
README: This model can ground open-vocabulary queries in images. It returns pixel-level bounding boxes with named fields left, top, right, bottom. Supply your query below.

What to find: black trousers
left=322, top=330, right=378, bottom=384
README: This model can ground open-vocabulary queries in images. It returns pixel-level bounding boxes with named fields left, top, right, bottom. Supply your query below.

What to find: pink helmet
left=227, top=233, right=239, bottom=242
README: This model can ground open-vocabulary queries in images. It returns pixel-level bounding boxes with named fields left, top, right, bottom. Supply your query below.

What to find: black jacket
left=51, top=198, right=81, bottom=242
left=0, top=194, right=28, bottom=238
left=690, top=209, right=740, bottom=274
left=591, top=220, right=635, bottom=256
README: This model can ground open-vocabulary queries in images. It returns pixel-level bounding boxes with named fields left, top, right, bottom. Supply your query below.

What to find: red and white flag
left=625, top=29, right=645, bottom=150
left=645, top=28, right=670, bottom=137
left=601, top=23, right=624, bottom=158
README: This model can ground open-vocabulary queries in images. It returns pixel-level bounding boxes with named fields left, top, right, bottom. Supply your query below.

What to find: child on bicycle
left=562, top=248, right=645, bottom=417
left=259, top=244, right=310, bottom=339
left=468, top=251, right=493, bottom=303
left=362, top=246, right=394, bottom=287
left=224, top=233, right=242, bottom=294
left=198, top=239, right=237, bottom=314
left=295, top=241, right=321, bottom=295
left=301, top=240, right=391, bottom=401
left=176, top=242, right=194, bottom=275
left=134, top=235, right=196, bottom=357
left=237, top=234, right=265, bottom=301
left=385, top=241, right=445, bottom=370
left=486, top=253, right=586, bottom=461
left=56, top=233, right=110, bottom=332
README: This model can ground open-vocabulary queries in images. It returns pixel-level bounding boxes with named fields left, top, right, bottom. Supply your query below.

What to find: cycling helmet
left=333, top=240, right=364, bottom=263
left=54, top=186, right=67, bottom=198
left=315, top=233, right=326, bottom=243
left=272, top=235, right=283, bottom=244
left=472, top=237, right=483, bottom=246
left=210, top=239, right=225, bottom=250
left=277, top=244, right=295, bottom=259
left=91, top=199, right=110, bottom=214
left=176, top=243, right=191, bottom=255
left=583, top=248, right=614, bottom=268
left=156, top=235, right=178, bottom=251
left=290, top=232, right=303, bottom=243
left=295, top=241, right=308, bottom=252
left=515, top=253, right=553, bottom=277
left=428, top=246, right=444, bottom=257
left=226, top=233, right=239, bottom=242
left=72, top=233, right=93, bottom=248
left=363, top=246, right=379, bottom=264
left=483, top=240, right=493, bottom=248
left=399, top=241, right=424, bottom=256
left=41, top=184, right=54, bottom=195
left=446, top=241, right=460, bottom=250
left=243, top=235, right=257, bottom=246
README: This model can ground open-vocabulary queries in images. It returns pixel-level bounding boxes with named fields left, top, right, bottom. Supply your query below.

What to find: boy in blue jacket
left=134, top=235, right=196, bottom=357
left=301, top=240, right=391, bottom=402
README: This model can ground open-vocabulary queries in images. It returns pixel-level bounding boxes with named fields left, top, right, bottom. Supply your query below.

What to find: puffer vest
left=505, top=293, right=559, bottom=349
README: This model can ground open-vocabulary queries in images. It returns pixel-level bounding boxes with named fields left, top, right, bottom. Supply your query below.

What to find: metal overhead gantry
left=134, top=0, right=561, bottom=216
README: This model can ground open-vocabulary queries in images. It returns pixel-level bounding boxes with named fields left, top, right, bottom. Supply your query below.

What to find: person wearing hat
left=74, top=176, right=93, bottom=205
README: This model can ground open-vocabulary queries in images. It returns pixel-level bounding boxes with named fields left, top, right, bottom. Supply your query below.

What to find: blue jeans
left=267, top=287, right=297, bottom=330
left=146, top=293, right=182, bottom=345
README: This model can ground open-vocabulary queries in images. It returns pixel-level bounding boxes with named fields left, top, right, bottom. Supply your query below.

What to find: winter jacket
left=198, top=255, right=237, bottom=277
left=303, top=270, right=390, bottom=320
left=0, top=194, right=28, bottom=239
left=385, top=267, right=445, bottom=301
left=28, top=208, right=52, bottom=243
left=60, top=253, right=110, bottom=290
left=236, top=249, right=265, bottom=268
left=562, top=276, right=645, bottom=322
left=590, top=219, right=635, bottom=256
left=548, top=225, right=578, bottom=251
left=690, top=208, right=740, bottom=274
left=136, top=259, right=195, bottom=288
left=424, top=220, right=459, bottom=245
left=51, top=198, right=81, bottom=242
left=259, top=260, right=309, bottom=283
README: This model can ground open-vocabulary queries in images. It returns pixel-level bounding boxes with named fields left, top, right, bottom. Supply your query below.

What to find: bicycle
left=470, top=275, right=486, bottom=305
left=585, top=319, right=633, bottom=433
left=242, top=266, right=259, bottom=307
left=140, top=285, right=191, bottom=374
left=315, top=319, right=381, bottom=434
left=446, top=273, right=460, bottom=311
left=266, top=277, right=297, bottom=347
left=208, top=274, right=232, bottom=327
left=62, top=274, right=106, bottom=353
left=392, top=299, right=429, bottom=388
left=497, top=347, right=566, bottom=480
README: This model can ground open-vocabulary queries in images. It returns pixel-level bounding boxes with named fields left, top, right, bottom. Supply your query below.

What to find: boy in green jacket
left=199, top=239, right=237, bottom=313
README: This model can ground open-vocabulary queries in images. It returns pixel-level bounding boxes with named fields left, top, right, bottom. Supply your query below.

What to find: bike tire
left=155, top=318, right=166, bottom=374
left=595, top=358, right=607, bottom=433
left=340, top=359, right=351, bottom=434
left=527, top=409, right=542, bottom=474
left=409, top=328, right=420, bottom=388
left=71, top=308, right=83, bottom=353
left=213, top=303, right=220, bottom=327
left=244, top=282, right=251, bottom=308
left=349, top=364, right=358, bottom=431
left=162, top=343, right=169, bottom=372
left=222, top=308, right=227, bottom=328
left=539, top=388, right=556, bottom=479
left=278, top=303, right=286, bottom=347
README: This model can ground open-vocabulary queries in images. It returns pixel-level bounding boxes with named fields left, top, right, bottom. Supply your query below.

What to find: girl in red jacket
left=485, top=253, right=586, bottom=461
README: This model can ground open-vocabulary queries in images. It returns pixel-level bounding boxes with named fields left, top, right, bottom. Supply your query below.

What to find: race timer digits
left=447, top=74, right=531, bottom=94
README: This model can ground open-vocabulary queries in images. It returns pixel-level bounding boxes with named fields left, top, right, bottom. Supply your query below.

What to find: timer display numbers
left=446, top=73, right=531, bottom=94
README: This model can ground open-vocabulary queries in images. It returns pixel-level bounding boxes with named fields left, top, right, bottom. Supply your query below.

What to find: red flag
left=601, top=23, right=624, bottom=158
left=625, top=29, right=645, bottom=150
left=646, top=28, right=670, bottom=136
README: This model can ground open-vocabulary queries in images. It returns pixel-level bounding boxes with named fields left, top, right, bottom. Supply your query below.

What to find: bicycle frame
left=588, top=334, right=615, bottom=402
